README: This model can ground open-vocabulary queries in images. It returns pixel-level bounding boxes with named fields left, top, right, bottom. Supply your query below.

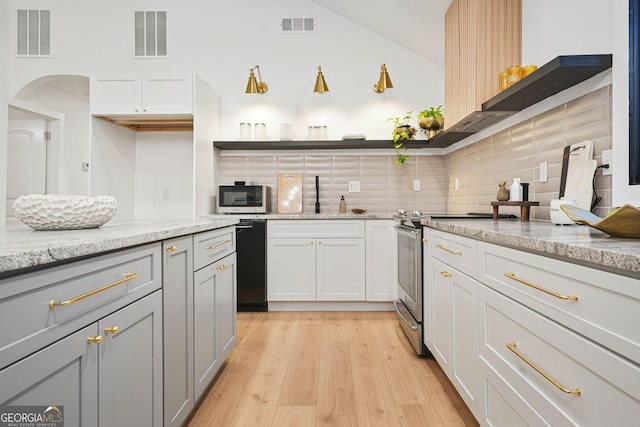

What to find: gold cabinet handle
left=506, top=342, right=581, bottom=396
left=422, top=238, right=428, bottom=243
left=105, top=326, right=120, bottom=335
left=207, top=239, right=231, bottom=250
left=436, top=243, right=462, bottom=256
left=87, top=335, right=103, bottom=344
left=215, top=264, right=228, bottom=271
left=440, top=270, right=452, bottom=278
left=504, top=272, right=578, bottom=301
left=50, top=273, right=139, bottom=309
left=166, top=245, right=177, bottom=252
left=310, top=241, right=314, bottom=245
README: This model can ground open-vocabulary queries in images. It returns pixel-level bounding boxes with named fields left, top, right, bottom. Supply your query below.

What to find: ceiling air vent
left=16, top=10, right=51, bottom=56
left=134, top=11, right=167, bottom=57
left=281, top=18, right=315, bottom=33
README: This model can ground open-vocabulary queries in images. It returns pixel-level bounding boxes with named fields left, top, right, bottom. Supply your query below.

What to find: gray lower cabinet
left=162, top=236, right=195, bottom=427
left=193, top=252, right=237, bottom=400
left=0, top=290, right=163, bottom=427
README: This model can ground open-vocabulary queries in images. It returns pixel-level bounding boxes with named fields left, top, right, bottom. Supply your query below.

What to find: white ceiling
left=312, top=0, right=454, bottom=67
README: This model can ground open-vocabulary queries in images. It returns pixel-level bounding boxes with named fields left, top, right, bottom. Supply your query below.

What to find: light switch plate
left=413, top=180, right=420, bottom=191
left=348, top=181, right=360, bottom=192
left=540, top=162, right=548, bottom=183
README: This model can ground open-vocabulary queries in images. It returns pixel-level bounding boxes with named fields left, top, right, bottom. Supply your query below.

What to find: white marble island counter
left=423, top=218, right=640, bottom=277
left=0, top=217, right=239, bottom=275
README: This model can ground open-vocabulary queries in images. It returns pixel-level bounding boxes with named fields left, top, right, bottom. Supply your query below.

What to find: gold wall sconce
left=313, top=66, right=329, bottom=93
left=245, top=65, right=268, bottom=94
left=374, top=63, right=393, bottom=93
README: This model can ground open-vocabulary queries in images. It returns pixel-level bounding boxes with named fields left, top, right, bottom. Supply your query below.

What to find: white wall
left=5, top=0, right=444, bottom=141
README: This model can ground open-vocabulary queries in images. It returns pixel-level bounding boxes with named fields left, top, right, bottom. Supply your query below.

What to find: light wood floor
left=187, top=311, right=479, bottom=427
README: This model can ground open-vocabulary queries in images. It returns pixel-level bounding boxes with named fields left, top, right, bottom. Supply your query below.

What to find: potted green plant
left=417, top=105, right=444, bottom=135
left=387, top=111, right=415, bottom=165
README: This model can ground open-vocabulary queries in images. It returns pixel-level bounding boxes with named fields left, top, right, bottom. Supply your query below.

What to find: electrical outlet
left=454, top=178, right=459, bottom=191
left=348, top=181, right=360, bottom=192
left=602, top=149, right=612, bottom=176
left=413, top=180, right=420, bottom=191
left=540, top=162, right=548, bottom=183
left=82, top=162, right=90, bottom=172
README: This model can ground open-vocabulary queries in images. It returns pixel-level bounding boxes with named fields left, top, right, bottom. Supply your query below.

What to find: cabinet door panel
left=267, top=238, right=316, bottom=301
left=162, top=236, right=194, bottom=427
left=142, top=74, right=193, bottom=114
left=365, top=220, right=397, bottom=302
left=193, top=265, right=219, bottom=399
left=0, top=324, right=98, bottom=427
left=216, top=253, right=237, bottom=361
left=430, top=257, right=452, bottom=373
left=316, top=238, right=365, bottom=301
left=99, top=291, right=163, bottom=427
left=90, top=74, right=141, bottom=114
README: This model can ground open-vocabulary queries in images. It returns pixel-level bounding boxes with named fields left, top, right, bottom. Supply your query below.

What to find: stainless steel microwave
left=217, top=185, right=270, bottom=213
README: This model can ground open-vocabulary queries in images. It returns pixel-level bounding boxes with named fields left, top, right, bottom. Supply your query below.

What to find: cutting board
left=561, top=140, right=597, bottom=211
left=277, top=174, right=303, bottom=214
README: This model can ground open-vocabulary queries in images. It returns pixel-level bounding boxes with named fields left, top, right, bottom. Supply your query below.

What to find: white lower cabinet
left=429, top=237, right=481, bottom=420
left=365, top=220, right=397, bottom=301
left=267, top=220, right=365, bottom=301
left=0, top=291, right=163, bottom=427
left=425, top=229, right=640, bottom=426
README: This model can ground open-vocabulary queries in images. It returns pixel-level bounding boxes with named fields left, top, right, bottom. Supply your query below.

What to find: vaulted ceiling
left=312, top=0, right=454, bottom=67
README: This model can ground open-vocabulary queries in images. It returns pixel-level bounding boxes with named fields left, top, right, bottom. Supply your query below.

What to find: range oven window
left=397, top=230, right=417, bottom=301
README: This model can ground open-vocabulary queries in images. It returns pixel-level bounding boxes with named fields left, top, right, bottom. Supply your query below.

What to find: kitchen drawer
left=0, top=243, right=161, bottom=370
left=478, top=284, right=640, bottom=427
left=478, top=241, right=640, bottom=364
left=193, top=226, right=236, bottom=271
left=267, top=220, right=365, bottom=238
left=431, top=230, right=478, bottom=279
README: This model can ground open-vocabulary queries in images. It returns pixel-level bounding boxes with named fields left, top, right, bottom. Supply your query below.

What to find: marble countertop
left=423, top=218, right=640, bottom=277
left=0, top=217, right=239, bottom=275
left=209, top=212, right=394, bottom=220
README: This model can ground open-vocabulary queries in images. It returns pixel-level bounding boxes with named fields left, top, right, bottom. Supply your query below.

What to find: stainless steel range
left=393, top=210, right=430, bottom=357
left=392, top=209, right=517, bottom=357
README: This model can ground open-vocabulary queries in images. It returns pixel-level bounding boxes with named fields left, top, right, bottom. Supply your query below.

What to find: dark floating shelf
left=213, top=139, right=431, bottom=150
left=215, top=55, right=612, bottom=151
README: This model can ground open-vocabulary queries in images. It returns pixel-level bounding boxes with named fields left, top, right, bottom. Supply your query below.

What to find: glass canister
left=499, top=70, right=509, bottom=91
left=521, top=65, right=538, bottom=78
left=239, top=122, right=251, bottom=140
left=507, top=65, right=522, bottom=87
left=254, top=123, right=267, bottom=140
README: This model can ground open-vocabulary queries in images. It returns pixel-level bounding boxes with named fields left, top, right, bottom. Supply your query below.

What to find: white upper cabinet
left=90, top=73, right=193, bottom=116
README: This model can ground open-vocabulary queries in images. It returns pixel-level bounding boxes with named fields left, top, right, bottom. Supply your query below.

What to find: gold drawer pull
left=50, top=273, right=139, bottom=309
left=422, top=238, right=428, bottom=243
left=104, top=326, right=120, bottom=335
left=215, top=264, right=228, bottom=271
left=87, top=335, right=103, bottom=344
left=166, top=245, right=177, bottom=252
left=440, top=270, right=452, bottom=278
left=504, top=272, right=578, bottom=301
left=506, top=342, right=581, bottom=396
left=436, top=243, right=462, bottom=256
left=207, top=239, right=231, bottom=250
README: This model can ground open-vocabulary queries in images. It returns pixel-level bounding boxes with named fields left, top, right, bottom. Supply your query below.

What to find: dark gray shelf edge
left=482, top=54, right=612, bottom=111
left=213, top=139, right=431, bottom=150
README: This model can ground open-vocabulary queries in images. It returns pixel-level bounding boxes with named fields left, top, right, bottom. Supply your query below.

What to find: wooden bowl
left=351, top=208, right=367, bottom=214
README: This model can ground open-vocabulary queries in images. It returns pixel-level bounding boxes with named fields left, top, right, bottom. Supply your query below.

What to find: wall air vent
left=134, top=11, right=167, bottom=57
left=16, top=10, right=51, bottom=56
left=281, top=18, right=315, bottom=33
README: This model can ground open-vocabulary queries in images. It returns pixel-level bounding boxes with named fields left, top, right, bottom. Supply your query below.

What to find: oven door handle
left=393, top=298, right=419, bottom=331
left=394, top=225, right=420, bottom=237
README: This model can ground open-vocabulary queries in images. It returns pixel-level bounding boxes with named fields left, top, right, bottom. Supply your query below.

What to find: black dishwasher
left=236, top=219, right=268, bottom=311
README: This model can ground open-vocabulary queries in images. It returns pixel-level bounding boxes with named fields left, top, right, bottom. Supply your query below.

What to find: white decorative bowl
left=12, top=194, right=118, bottom=230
